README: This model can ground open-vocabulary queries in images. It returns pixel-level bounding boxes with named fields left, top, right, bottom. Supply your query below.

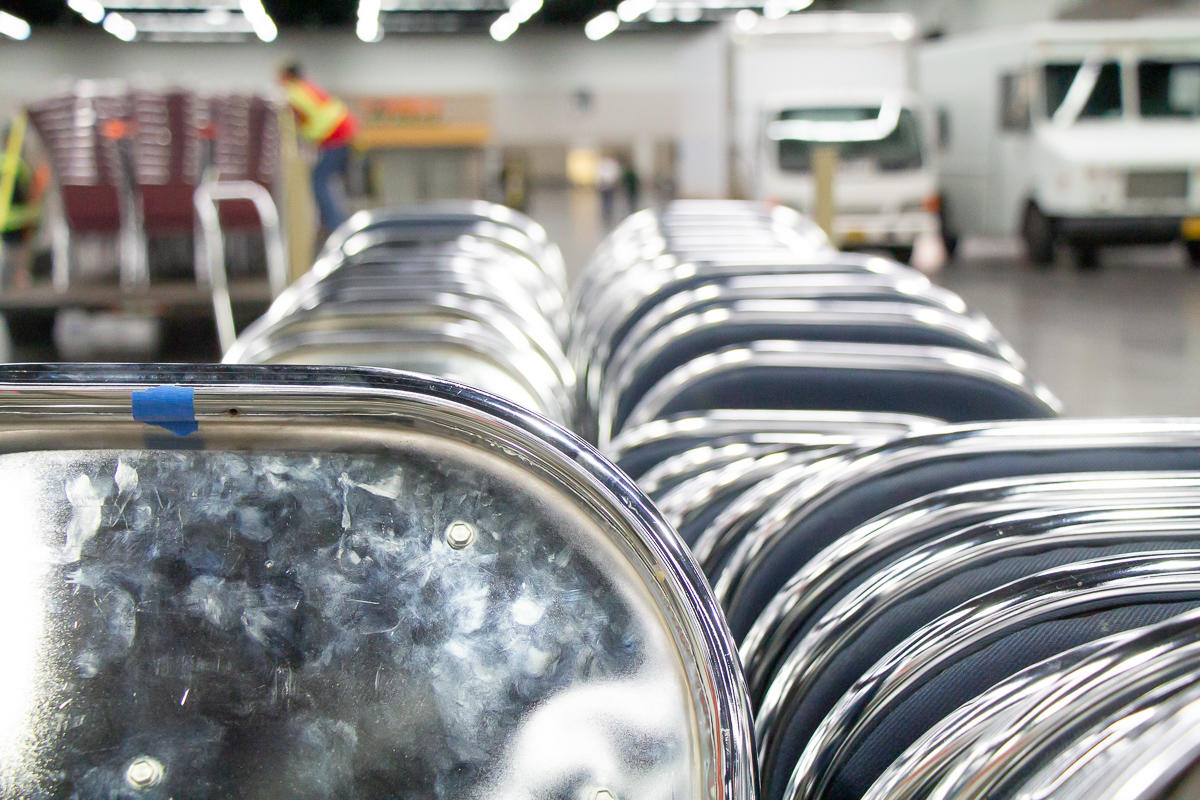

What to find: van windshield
left=1139, top=60, right=1200, bottom=118
left=1044, top=61, right=1122, bottom=121
left=775, top=107, right=923, bottom=173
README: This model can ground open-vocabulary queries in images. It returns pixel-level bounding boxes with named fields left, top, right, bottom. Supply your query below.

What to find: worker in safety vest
left=1, top=124, right=48, bottom=284
left=278, top=62, right=359, bottom=233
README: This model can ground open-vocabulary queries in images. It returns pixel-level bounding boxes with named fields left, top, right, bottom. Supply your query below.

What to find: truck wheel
left=1021, top=202, right=1055, bottom=266
left=1073, top=244, right=1100, bottom=270
left=1186, top=241, right=1200, bottom=269
left=890, top=246, right=914, bottom=264
left=938, top=202, right=959, bottom=260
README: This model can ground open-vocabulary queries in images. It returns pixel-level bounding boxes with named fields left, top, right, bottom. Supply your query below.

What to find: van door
left=993, top=68, right=1035, bottom=234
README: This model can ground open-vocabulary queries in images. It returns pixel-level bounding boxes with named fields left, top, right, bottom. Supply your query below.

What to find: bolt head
left=125, top=755, right=164, bottom=789
left=445, top=520, right=475, bottom=549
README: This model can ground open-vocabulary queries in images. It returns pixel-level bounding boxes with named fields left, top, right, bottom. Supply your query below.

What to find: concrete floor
left=530, top=187, right=1200, bottom=419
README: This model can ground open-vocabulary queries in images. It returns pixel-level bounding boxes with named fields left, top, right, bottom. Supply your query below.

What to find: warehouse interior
left=2, top=0, right=1200, bottom=798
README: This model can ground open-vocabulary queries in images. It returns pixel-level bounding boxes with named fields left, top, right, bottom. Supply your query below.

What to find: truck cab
left=1017, top=48, right=1200, bottom=266
left=922, top=20, right=1200, bottom=268
left=757, top=90, right=942, bottom=263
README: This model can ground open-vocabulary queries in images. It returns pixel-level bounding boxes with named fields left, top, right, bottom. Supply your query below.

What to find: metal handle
left=193, top=180, right=288, bottom=354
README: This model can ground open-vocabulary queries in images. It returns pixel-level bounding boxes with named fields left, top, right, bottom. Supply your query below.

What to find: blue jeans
left=312, top=145, right=350, bottom=231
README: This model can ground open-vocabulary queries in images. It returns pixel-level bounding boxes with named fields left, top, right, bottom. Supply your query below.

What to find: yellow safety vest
left=284, top=79, right=349, bottom=145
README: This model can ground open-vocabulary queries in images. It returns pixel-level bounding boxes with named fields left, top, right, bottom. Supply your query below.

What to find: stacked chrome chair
left=576, top=200, right=1200, bottom=800
left=223, top=202, right=575, bottom=427
left=0, top=363, right=755, bottom=798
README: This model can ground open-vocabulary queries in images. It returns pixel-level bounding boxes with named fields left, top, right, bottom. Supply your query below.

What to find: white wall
left=0, top=29, right=692, bottom=161
left=676, top=27, right=729, bottom=198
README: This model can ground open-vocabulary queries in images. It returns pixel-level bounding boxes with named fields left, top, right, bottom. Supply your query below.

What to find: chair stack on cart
left=25, top=83, right=282, bottom=293
left=574, top=199, right=1200, bottom=800
left=223, top=202, right=576, bottom=427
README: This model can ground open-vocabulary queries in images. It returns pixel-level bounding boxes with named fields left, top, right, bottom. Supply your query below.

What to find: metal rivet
left=445, top=521, right=475, bottom=549
left=125, top=755, right=164, bottom=789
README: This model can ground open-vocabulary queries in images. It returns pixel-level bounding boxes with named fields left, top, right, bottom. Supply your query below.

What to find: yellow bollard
left=812, top=144, right=837, bottom=245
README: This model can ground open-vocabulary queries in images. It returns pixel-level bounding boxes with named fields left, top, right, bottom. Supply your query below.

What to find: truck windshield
left=1139, top=60, right=1200, bottom=118
left=775, top=107, right=923, bottom=173
left=1043, top=61, right=1122, bottom=121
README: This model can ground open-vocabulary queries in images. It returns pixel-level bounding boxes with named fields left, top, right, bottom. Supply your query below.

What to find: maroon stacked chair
left=26, top=87, right=130, bottom=285
left=26, top=85, right=281, bottom=288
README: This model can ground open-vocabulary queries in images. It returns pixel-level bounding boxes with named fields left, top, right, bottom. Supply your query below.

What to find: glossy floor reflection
left=941, top=242, right=1200, bottom=417
left=531, top=186, right=1200, bottom=419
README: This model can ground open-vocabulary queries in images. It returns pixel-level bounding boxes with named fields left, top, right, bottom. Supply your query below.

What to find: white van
left=732, top=13, right=944, bottom=263
left=921, top=20, right=1200, bottom=268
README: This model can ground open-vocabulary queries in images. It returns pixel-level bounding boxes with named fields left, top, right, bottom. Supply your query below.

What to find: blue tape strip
left=131, top=385, right=198, bottom=437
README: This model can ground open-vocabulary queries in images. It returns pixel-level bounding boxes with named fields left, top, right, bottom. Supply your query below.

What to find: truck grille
left=1126, top=171, right=1189, bottom=201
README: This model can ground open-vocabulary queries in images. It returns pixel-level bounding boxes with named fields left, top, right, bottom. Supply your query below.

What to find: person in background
left=596, top=154, right=619, bottom=226
left=278, top=62, right=359, bottom=235
left=0, top=129, right=48, bottom=286
left=620, top=157, right=640, bottom=215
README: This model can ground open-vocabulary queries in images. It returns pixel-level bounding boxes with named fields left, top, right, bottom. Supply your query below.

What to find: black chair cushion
left=762, top=537, right=1200, bottom=800
left=828, top=598, right=1200, bottom=800
left=613, top=320, right=1008, bottom=434
left=726, top=445, right=1200, bottom=641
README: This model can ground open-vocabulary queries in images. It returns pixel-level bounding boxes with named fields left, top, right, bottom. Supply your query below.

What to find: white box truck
left=731, top=13, right=944, bottom=263
left=920, top=19, right=1200, bottom=268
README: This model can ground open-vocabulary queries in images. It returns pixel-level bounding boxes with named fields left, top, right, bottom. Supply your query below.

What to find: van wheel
left=1186, top=241, right=1200, bottom=269
left=890, top=246, right=914, bottom=264
left=1021, top=202, right=1055, bottom=266
left=1073, top=244, right=1100, bottom=270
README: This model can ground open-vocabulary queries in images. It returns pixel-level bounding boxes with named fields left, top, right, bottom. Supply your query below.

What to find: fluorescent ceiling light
left=616, top=0, right=654, bottom=22
left=102, top=11, right=137, bottom=40
left=357, top=0, right=383, bottom=41
left=508, top=0, right=542, bottom=24
left=67, top=0, right=107, bottom=24
left=489, top=11, right=517, bottom=40
left=674, top=2, right=700, bottom=22
left=646, top=4, right=671, bottom=22
left=0, top=10, right=30, bottom=40
left=239, top=0, right=276, bottom=42
left=584, top=10, right=619, bottom=40
left=733, top=8, right=757, bottom=30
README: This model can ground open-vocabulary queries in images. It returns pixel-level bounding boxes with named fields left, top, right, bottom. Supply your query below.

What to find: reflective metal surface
left=719, top=419, right=1200, bottom=634
left=742, top=471, right=1200, bottom=703
left=868, top=605, right=1200, bottom=800
left=0, top=364, right=755, bottom=800
left=618, top=341, right=1060, bottom=448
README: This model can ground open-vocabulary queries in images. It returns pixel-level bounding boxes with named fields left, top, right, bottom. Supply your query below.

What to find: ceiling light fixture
left=615, top=0, right=654, bottom=22
left=0, top=10, right=30, bottom=40
left=584, top=9, right=619, bottom=39
left=646, top=4, right=671, bottom=22
left=508, top=0, right=542, bottom=23
left=239, top=0, right=276, bottom=42
left=733, top=7, right=757, bottom=29
left=356, top=0, right=383, bottom=41
left=489, top=11, right=517, bottom=40
left=66, top=0, right=106, bottom=24
left=101, top=10, right=137, bottom=41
